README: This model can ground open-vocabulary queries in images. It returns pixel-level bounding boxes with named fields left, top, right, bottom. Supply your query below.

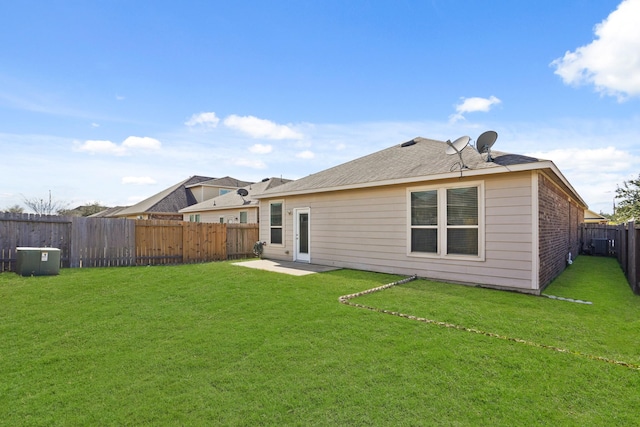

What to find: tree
left=614, top=174, right=640, bottom=223
left=2, top=205, right=24, bottom=213
left=22, top=191, right=68, bottom=215
left=58, top=202, right=108, bottom=217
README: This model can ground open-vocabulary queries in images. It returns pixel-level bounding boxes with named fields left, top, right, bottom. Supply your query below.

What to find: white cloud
left=232, top=158, right=267, bottom=169
left=185, top=112, right=220, bottom=128
left=223, top=114, right=303, bottom=140
left=91, top=122, right=100, bottom=128
left=75, top=136, right=161, bottom=156
left=122, top=136, right=161, bottom=150
left=551, top=0, right=640, bottom=100
left=249, top=143, right=273, bottom=154
left=121, top=176, right=157, bottom=185
left=76, top=140, right=127, bottom=156
left=526, top=146, right=640, bottom=213
left=296, top=150, right=315, bottom=159
left=115, top=95, right=125, bottom=101
left=449, top=96, right=501, bottom=123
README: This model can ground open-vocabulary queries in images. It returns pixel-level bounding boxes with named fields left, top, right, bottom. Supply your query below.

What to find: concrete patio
left=232, top=259, right=340, bottom=276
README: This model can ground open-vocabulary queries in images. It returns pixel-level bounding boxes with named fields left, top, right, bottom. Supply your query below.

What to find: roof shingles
left=259, top=137, right=543, bottom=196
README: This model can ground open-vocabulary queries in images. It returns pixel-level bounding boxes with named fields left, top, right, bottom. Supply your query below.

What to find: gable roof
left=180, top=177, right=292, bottom=213
left=88, top=206, right=128, bottom=218
left=257, top=137, right=587, bottom=207
left=186, top=176, right=254, bottom=189
left=115, top=175, right=215, bottom=217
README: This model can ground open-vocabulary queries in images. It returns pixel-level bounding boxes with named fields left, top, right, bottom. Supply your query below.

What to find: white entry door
left=294, top=208, right=310, bottom=262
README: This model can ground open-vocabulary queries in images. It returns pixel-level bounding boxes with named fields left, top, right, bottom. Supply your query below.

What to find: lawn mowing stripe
left=339, top=277, right=640, bottom=371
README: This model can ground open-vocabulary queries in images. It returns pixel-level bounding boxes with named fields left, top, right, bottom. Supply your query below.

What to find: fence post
left=632, top=221, right=640, bottom=294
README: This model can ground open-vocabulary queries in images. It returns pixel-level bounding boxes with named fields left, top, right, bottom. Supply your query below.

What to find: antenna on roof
left=445, top=136, right=471, bottom=169
left=476, top=130, right=498, bottom=162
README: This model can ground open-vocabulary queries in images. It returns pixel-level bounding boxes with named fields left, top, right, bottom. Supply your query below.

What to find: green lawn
left=1, top=256, right=639, bottom=426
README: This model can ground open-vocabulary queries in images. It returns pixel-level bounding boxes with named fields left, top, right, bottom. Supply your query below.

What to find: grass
left=1, top=256, right=639, bottom=426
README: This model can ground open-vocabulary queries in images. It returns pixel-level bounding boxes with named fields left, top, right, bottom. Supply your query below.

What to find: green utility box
left=16, top=247, right=61, bottom=276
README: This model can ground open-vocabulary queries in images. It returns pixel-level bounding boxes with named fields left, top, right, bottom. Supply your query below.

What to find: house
left=179, top=177, right=291, bottom=223
left=255, top=136, right=587, bottom=294
left=108, top=176, right=252, bottom=220
left=584, top=209, right=608, bottom=224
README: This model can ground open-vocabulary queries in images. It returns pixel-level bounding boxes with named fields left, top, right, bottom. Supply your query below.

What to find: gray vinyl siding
left=260, top=171, right=535, bottom=291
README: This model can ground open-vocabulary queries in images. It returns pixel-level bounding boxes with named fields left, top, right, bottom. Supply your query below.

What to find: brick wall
left=538, top=174, right=584, bottom=290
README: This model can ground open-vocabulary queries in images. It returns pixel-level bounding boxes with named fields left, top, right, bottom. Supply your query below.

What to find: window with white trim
left=270, top=202, right=283, bottom=245
left=409, top=183, right=482, bottom=258
left=239, top=211, right=248, bottom=224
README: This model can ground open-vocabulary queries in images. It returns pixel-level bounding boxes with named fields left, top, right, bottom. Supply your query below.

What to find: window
left=270, top=202, right=283, bottom=244
left=220, top=189, right=231, bottom=195
left=239, top=211, right=248, bottom=224
left=411, top=190, right=438, bottom=253
left=189, top=214, right=200, bottom=223
left=446, top=187, right=478, bottom=255
left=408, top=183, right=482, bottom=258
left=219, top=217, right=224, bottom=224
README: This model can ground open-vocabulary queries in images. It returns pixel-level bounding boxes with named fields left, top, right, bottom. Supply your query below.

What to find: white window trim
left=269, top=200, right=285, bottom=246
left=406, top=181, right=485, bottom=261
left=239, top=210, right=248, bottom=224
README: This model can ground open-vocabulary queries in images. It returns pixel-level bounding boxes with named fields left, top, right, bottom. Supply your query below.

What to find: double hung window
left=409, top=183, right=482, bottom=258
left=270, top=202, right=283, bottom=245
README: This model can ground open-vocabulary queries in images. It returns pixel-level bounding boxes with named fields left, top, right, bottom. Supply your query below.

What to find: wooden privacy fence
left=0, top=213, right=259, bottom=271
left=580, top=222, right=640, bottom=295
left=615, top=221, right=640, bottom=295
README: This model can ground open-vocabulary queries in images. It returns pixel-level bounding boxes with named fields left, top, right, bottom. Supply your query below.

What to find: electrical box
left=16, top=247, right=61, bottom=276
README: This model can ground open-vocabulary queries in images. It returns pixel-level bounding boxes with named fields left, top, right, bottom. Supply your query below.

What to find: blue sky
left=1, top=0, right=639, bottom=214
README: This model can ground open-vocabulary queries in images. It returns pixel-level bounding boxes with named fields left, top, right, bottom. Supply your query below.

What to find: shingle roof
left=88, top=206, right=128, bottom=218
left=115, top=175, right=215, bottom=216
left=257, top=137, right=552, bottom=197
left=180, top=177, right=292, bottom=213
left=187, top=176, right=254, bottom=188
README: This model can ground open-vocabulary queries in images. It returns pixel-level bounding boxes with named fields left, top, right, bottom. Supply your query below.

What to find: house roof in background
left=115, top=175, right=215, bottom=216
left=88, top=206, right=128, bottom=218
left=180, top=177, right=292, bottom=213
left=257, top=137, right=587, bottom=207
left=186, top=176, right=254, bottom=189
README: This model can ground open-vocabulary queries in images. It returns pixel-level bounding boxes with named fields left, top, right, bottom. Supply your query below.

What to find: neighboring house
left=108, top=176, right=252, bottom=220
left=255, top=136, right=587, bottom=294
left=584, top=209, right=608, bottom=224
left=180, top=177, right=291, bottom=223
left=186, top=176, right=254, bottom=204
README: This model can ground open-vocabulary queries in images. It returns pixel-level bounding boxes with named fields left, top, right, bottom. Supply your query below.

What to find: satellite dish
left=445, top=136, right=470, bottom=155
left=237, top=188, right=249, bottom=197
left=476, top=130, right=498, bottom=162
left=445, top=136, right=471, bottom=170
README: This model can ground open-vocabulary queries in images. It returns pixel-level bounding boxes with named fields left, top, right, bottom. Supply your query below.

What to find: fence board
left=628, top=221, right=639, bottom=294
